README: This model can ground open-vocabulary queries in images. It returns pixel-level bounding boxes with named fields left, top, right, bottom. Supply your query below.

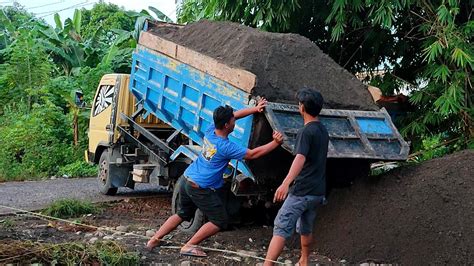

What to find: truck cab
left=87, top=74, right=183, bottom=195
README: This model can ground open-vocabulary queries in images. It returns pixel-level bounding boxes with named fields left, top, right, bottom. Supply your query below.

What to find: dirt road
left=0, top=177, right=167, bottom=215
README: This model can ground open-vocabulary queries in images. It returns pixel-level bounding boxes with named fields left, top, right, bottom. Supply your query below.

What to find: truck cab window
left=93, top=85, right=115, bottom=116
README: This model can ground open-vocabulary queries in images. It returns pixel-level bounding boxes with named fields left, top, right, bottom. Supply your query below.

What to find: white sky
left=1, top=0, right=178, bottom=25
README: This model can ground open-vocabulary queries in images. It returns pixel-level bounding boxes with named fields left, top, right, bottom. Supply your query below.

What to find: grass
left=0, top=218, right=14, bottom=229
left=0, top=160, right=97, bottom=182
left=42, top=199, right=99, bottom=219
left=0, top=240, right=140, bottom=265
left=58, top=161, right=98, bottom=178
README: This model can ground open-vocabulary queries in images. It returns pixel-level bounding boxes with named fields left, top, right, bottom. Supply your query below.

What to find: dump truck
left=86, top=20, right=409, bottom=232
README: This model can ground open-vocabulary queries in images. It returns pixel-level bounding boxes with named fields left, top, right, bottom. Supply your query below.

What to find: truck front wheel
left=171, top=176, right=205, bottom=233
left=98, top=151, right=118, bottom=195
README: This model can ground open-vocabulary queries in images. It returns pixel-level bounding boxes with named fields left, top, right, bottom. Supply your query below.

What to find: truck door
left=88, top=75, right=120, bottom=157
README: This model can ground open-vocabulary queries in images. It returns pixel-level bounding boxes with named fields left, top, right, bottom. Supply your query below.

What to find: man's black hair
left=213, top=105, right=234, bottom=129
left=296, top=88, right=324, bottom=116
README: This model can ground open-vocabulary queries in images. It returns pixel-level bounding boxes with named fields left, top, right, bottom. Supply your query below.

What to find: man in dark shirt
left=264, top=88, right=329, bottom=266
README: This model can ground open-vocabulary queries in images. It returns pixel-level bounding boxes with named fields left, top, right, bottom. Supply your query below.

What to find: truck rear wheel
left=171, top=176, right=205, bottom=233
left=98, top=151, right=118, bottom=195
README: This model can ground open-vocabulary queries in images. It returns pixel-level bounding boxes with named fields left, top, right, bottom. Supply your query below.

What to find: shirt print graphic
left=202, top=137, right=217, bottom=161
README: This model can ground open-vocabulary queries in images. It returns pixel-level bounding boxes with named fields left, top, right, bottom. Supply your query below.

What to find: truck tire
left=171, top=176, right=205, bottom=233
left=98, top=151, right=118, bottom=195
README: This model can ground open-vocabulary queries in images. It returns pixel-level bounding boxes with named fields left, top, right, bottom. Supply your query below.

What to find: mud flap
left=109, top=163, right=134, bottom=189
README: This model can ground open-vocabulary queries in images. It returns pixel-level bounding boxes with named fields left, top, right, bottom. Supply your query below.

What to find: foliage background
left=0, top=3, right=138, bottom=181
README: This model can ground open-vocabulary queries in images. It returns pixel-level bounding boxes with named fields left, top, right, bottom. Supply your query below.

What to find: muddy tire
left=171, top=176, right=205, bottom=233
left=98, top=151, right=118, bottom=195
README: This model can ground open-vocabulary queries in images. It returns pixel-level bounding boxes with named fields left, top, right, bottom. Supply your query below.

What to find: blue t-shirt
left=184, top=125, right=247, bottom=189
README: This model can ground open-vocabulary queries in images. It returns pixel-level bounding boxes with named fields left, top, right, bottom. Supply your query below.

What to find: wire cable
left=26, top=0, right=65, bottom=10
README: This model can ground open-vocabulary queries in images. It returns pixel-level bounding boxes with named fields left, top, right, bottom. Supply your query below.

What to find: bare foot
left=146, top=236, right=161, bottom=251
left=297, top=258, right=308, bottom=266
left=180, top=245, right=207, bottom=257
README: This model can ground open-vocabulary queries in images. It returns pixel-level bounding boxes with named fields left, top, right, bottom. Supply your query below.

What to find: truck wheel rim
left=99, top=160, right=107, bottom=184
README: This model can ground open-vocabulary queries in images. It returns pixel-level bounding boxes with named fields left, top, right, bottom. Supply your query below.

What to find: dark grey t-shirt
left=289, top=121, right=329, bottom=196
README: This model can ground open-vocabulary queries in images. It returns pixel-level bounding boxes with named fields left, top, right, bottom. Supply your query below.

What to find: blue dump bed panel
left=129, top=45, right=255, bottom=176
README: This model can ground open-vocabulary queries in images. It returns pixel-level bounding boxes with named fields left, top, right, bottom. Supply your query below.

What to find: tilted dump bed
left=128, top=23, right=409, bottom=180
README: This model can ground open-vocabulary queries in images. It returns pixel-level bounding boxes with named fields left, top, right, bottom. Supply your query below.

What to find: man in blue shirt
left=147, top=98, right=283, bottom=257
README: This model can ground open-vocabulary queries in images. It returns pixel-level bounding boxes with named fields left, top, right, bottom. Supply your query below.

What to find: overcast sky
left=1, top=0, right=178, bottom=25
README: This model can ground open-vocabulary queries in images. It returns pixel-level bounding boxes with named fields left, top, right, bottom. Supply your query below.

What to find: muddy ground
left=0, top=196, right=333, bottom=265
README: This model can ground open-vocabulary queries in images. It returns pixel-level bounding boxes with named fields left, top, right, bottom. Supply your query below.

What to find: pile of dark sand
left=313, top=150, right=474, bottom=264
left=151, top=20, right=377, bottom=111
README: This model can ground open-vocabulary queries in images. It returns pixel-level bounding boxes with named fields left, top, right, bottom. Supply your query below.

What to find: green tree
left=326, top=0, right=473, bottom=147
left=0, top=29, right=52, bottom=111
left=0, top=3, right=162, bottom=181
left=36, top=10, right=104, bottom=76
left=80, top=2, right=135, bottom=43
left=178, top=0, right=300, bottom=31
left=0, top=5, right=38, bottom=63
left=178, top=0, right=474, bottom=147
left=101, top=6, right=174, bottom=73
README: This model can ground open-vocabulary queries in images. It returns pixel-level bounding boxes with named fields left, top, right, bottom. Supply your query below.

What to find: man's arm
left=234, top=98, right=267, bottom=120
left=274, top=127, right=311, bottom=202
left=273, top=154, right=306, bottom=202
left=244, top=131, right=283, bottom=160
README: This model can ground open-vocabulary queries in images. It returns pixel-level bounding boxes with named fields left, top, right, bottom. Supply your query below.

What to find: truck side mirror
left=74, top=90, right=86, bottom=108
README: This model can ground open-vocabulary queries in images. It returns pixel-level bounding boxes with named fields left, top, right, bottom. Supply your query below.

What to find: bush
left=58, top=161, right=97, bottom=177
left=417, top=134, right=450, bottom=162
left=95, top=241, right=140, bottom=265
left=0, top=103, right=73, bottom=181
left=42, top=199, right=98, bottom=219
left=407, top=134, right=453, bottom=163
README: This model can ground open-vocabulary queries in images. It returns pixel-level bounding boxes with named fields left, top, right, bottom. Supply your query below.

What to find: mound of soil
left=313, top=150, right=474, bottom=264
left=152, top=20, right=377, bottom=111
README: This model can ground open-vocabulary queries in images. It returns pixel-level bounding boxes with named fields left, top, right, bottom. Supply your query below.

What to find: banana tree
left=125, top=6, right=174, bottom=40
left=36, top=10, right=102, bottom=76
left=0, top=9, right=14, bottom=49
left=99, top=6, right=172, bottom=72
left=0, top=6, right=36, bottom=45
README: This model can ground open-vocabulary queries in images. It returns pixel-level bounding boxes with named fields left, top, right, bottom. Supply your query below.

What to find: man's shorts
left=177, top=177, right=228, bottom=229
left=273, top=193, right=325, bottom=239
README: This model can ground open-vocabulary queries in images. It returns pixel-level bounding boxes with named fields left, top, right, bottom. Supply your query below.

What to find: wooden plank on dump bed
left=139, top=31, right=177, bottom=58
left=139, top=31, right=256, bottom=93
